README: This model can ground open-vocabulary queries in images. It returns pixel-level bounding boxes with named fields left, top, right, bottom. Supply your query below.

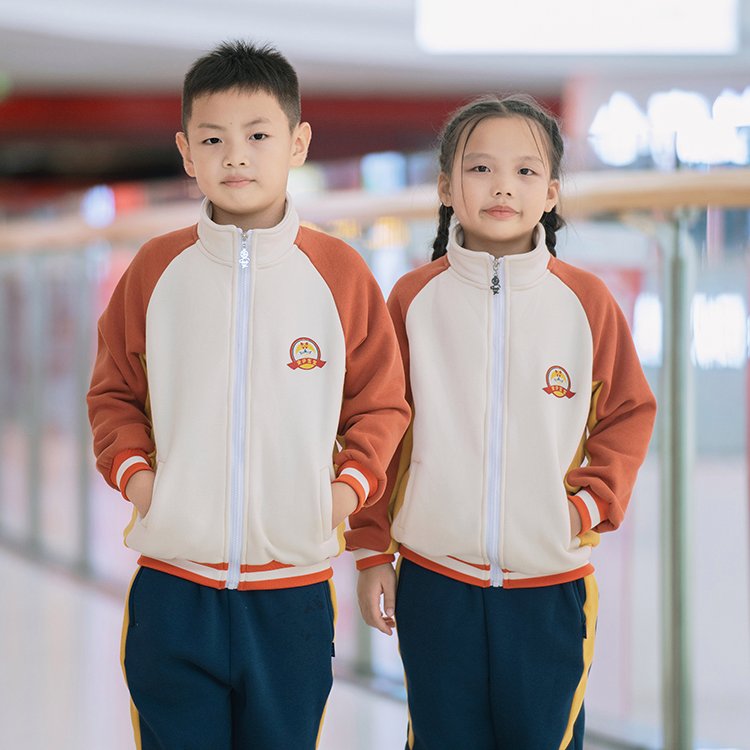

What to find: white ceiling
left=0, top=0, right=748, bottom=96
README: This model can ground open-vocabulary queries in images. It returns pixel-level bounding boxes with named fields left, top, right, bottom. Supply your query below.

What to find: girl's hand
left=357, top=563, right=397, bottom=636
left=331, top=481, right=358, bottom=529
left=568, top=500, right=582, bottom=538
left=126, top=470, right=155, bottom=518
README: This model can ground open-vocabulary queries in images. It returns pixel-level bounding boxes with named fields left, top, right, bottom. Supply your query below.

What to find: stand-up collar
left=446, top=219, right=551, bottom=290
left=196, top=195, right=300, bottom=268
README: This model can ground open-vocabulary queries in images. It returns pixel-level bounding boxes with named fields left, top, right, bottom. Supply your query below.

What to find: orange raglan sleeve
left=556, top=263, right=657, bottom=534
left=346, top=279, right=414, bottom=570
left=87, top=227, right=196, bottom=499
left=295, top=227, right=411, bottom=521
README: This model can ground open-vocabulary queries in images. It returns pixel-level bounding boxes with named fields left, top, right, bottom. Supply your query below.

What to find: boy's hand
left=568, top=500, right=582, bottom=538
left=357, top=563, right=397, bottom=636
left=331, top=481, right=358, bottom=529
left=126, top=470, right=155, bottom=518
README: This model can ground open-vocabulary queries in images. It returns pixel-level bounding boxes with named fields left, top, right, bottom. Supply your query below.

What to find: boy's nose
left=224, top=155, right=249, bottom=168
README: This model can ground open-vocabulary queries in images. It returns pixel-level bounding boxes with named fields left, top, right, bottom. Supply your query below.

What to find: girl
left=346, top=95, right=657, bottom=749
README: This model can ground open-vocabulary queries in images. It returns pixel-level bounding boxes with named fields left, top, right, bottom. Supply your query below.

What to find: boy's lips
left=222, top=177, right=253, bottom=187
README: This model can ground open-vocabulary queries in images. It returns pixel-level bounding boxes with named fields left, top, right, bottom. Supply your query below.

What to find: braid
left=431, top=204, right=454, bottom=260
left=540, top=206, right=564, bottom=257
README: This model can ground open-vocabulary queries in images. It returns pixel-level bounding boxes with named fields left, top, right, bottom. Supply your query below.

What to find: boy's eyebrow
left=195, top=117, right=272, bottom=130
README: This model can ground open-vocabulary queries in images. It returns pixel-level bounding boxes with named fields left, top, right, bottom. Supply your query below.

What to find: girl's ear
left=545, top=178, right=560, bottom=213
left=175, top=132, right=196, bottom=178
left=437, top=172, right=452, bottom=207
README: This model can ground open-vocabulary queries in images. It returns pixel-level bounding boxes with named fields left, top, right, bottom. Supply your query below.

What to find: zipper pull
left=239, top=231, right=250, bottom=269
left=490, top=257, right=500, bottom=295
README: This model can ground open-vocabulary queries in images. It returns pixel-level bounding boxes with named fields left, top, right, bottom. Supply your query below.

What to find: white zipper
left=227, top=229, right=252, bottom=589
left=486, top=256, right=505, bottom=587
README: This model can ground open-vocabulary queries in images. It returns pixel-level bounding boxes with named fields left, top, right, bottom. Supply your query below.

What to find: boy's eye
left=202, top=137, right=222, bottom=145
left=250, top=133, right=268, bottom=141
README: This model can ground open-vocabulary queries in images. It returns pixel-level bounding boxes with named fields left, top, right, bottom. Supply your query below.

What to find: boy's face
left=176, top=88, right=311, bottom=231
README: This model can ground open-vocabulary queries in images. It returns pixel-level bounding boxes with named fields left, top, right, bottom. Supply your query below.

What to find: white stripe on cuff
left=115, top=456, right=150, bottom=490
left=339, top=467, right=370, bottom=499
left=577, top=490, right=601, bottom=529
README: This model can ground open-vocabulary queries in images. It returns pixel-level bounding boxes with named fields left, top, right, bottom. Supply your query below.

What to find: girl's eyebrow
left=464, top=152, right=545, bottom=164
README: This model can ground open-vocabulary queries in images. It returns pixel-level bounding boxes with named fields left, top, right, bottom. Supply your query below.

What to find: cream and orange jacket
left=347, top=221, right=656, bottom=588
left=88, top=197, right=410, bottom=590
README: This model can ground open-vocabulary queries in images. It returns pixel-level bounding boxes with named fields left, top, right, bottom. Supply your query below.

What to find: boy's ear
left=437, top=172, right=452, bottom=207
left=290, top=121, right=312, bottom=167
left=175, top=132, right=196, bottom=178
left=545, top=178, right=560, bottom=213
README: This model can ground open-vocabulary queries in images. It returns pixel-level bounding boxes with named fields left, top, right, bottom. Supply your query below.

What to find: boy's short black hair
left=181, top=40, right=301, bottom=131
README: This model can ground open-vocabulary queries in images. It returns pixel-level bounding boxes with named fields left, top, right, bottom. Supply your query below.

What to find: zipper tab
left=239, top=231, right=250, bottom=269
left=490, top=257, right=500, bottom=295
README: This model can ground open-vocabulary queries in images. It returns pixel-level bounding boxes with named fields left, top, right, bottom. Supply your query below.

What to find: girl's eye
left=470, top=165, right=490, bottom=173
left=519, top=167, right=536, bottom=176
left=202, top=137, right=222, bottom=145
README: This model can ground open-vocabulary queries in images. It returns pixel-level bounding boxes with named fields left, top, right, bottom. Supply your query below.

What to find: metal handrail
left=1, top=167, right=749, bottom=253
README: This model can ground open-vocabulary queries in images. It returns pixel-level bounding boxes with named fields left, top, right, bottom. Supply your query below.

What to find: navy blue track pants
left=122, top=567, right=335, bottom=750
left=395, top=558, right=597, bottom=750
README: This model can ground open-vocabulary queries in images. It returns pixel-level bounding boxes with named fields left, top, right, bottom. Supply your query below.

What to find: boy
left=87, top=40, right=410, bottom=749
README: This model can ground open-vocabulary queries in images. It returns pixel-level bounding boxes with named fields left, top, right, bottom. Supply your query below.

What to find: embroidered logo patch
left=287, top=337, right=326, bottom=370
left=543, top=366, right=575, bottom=399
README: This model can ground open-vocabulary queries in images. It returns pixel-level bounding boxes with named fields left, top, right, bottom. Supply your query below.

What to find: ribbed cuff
left=352, top=549, right=395, bottom=571
left=111, top=450, right=152, bottom=501
left=568, top=490, right=607, bottom=533
left=334, top=461, right=378, bottom=513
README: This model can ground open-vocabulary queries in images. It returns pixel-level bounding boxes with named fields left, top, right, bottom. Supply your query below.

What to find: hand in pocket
left=126, top=470, right=155, bottom=518
left=331, top=481, right=358, bottom=529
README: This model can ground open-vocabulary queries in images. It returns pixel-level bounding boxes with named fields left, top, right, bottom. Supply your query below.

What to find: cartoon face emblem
left=287, top=337, right=326, bottom=370
left=543, top=366, right=575, bottom=399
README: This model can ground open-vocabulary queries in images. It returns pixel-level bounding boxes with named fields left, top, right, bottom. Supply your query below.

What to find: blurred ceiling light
left=589, top=92, right=650, bottom=166
left=415, top=0, right=738, bottom=54
left=676, top=119, right=748, bottom=165
left=647, top=90, right=711, bottom=133
left=590, top=88, right=750, bottom=168
left=713, top=87, right=750, bottom=129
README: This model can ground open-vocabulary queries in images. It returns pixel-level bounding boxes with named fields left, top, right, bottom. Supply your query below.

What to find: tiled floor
left=0, top=546, right=408, bottom=750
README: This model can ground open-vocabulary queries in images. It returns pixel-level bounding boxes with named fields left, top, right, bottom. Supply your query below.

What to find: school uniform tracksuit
left=348, top=221, right=656, bottom=749
left=88, top=197, right=410, bottom=749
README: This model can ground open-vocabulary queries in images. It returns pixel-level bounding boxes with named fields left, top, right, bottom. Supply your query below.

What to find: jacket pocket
left=139, top=460, right=164, bottom=528
left=319, top=466, right=334, bottom=541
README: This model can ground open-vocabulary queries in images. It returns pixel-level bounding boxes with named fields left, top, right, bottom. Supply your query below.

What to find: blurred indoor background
left=1, top=1, right=749, bottom=748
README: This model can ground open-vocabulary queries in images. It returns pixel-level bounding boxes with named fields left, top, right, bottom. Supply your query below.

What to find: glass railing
left=1, top=166, right=749, bottom=750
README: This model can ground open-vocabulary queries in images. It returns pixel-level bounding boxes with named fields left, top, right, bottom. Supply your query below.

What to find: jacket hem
left=400, top=546, right=594, bottom=589
left=137, top=555, right=333, bottom=590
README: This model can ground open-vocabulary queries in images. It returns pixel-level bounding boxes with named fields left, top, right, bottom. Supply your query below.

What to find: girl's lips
left=485, top=206, right=518, bottom=218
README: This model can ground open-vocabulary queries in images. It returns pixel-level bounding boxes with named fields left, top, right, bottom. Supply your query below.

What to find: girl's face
left=438, top=116, right=559, bottom=257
